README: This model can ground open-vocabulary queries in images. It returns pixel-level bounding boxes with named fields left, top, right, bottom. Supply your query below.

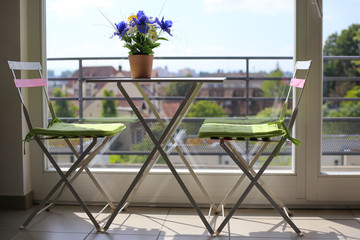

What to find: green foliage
left=165, top=82, right=193, bottom=96
left=323, top=24, right=360, bottom=102
left=261, top=64, right=289, bottom=98
left=110, top=155, right=148, bottom=164
left=111, top=124, right=166, bottom=164
left=59, top=70, right=74, bottom=78
left=258, top=65, right=292, bottom=119
left=53, top=88, right=77, bottom=117
left=185, top=101, right=227, bottom=135
left=186, top=100, right=227, bottom=118
left=257, top=155, right=292, bottom=167
left=324, top=85, right=360, bottom=117
left=256, top=107, right=292, bottom=118
left=122, top=33, right=165, bottom=55
left=47, top=70, right=55, bottom=78
left=101, top=90, right=118, bottom=117
left=324, top=24, right=360, bottom=77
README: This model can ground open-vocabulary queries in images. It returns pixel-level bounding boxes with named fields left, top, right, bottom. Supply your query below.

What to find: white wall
left=0, top=0, right=45, bottom=208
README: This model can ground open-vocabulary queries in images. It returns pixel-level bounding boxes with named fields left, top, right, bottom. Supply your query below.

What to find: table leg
left=103, top=82, right=214, bottom=235
left=126, top=82, right=216, bottom=208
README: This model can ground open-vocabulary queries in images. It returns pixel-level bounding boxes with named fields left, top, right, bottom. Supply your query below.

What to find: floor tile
left=2, top=206, right=360, bottom=240
left=101, top=211, right=166, bottom=235
left=168, top=207, right=213, bottom=217
left=160, top=214, right=224, bottom=237
left=226, top=218, right=297, bottom=238
left=297, top=219, right=360, bottom=239
left=86, top=233, right=159, bottom=240
left=231, top=208, right=283, bottom=219
left=0, top=230, right=20, bottom=240
left=24, top=205, right=107, bottom=233
left=159, top=235, right=229, bottom=240
left=12, top=231, right=88, bottom=240
left=123, top=207, right=170, bottom=217
left=291, top=209, right=354, bottom=220
left=0, top=207, right=37, bottom=231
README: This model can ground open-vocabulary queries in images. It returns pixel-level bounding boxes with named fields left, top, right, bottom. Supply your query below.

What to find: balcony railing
left=47, top=56, right=360, bottom=160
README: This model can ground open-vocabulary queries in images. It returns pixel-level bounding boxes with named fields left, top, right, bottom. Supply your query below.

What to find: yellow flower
left=128, top=15, right=137, bottom=22
left=148, top=29, right=158, bottom=42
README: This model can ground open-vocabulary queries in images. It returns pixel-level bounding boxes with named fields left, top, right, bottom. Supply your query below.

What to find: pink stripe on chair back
left=14, top=78, right=47, bottom=88
left=290, top=78, right=305, bottom=88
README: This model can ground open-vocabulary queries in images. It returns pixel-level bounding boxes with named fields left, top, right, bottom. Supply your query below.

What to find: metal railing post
left=78, top=59, right=84, bottom=153
left=245, top=58, right=250, bottom=162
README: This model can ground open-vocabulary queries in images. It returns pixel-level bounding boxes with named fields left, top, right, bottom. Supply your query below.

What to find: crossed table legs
left=102, top=81, right=214, bottom=235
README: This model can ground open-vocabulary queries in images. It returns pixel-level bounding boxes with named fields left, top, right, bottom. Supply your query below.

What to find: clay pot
left=128, top=55, right=154, bottom=79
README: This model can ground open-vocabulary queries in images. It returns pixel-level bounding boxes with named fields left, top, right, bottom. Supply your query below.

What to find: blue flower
left=107, top=9, right=174, bottom=55
left=155, top=17, right=173, bottom=36
left=114, top=21, right=128, bottom=38
left=136, top=10, right=146, bottom=20
left=133, top=10, right=150, bottom=34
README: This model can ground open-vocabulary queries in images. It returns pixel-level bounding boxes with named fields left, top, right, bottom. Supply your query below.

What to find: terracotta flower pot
left=128, top=55, right=154, bottom=79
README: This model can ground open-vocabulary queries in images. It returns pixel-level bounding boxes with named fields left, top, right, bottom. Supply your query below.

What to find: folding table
left=86, top=77, right=224, bottom=235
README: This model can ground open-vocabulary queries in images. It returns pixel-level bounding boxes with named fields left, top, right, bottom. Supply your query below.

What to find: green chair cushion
left=198, top=119, right=285, bottom=139
left=30, top=122, right=126, bottom=138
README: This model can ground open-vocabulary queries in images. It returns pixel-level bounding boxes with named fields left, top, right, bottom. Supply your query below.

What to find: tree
left=101, top=90, right=118, bottom=117
left=47, top=70, right=55, bottom=78
left=324, top=24, right=360, bottom=77
left=324, top=85, right=360, bottom=117
left=165, top=82, right=193, bottom=96
left=59, top=70, right=75, bottom=78
left=323, top=24, right=360, bottom=100
left=53, top=88, right=77, bottom=117
left=186, top=100, right=227, bottom=118
left=256, top=107, right=292, bottom=118
left=322, top=85, right=360, bottom=135
left=261, top=64, right=289, bottom=98
left=165, top=74, right=193, bottom=96
left=111, top=123, right=165, bottom=164
left=185, top=100, right=227, bottom=135
left=257, top=64, right=292, bottom=119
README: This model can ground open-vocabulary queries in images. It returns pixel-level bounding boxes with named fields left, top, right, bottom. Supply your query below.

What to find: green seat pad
left=198, top=119, right=285, bottom=139
left=31, top=122, right=126, bottom=138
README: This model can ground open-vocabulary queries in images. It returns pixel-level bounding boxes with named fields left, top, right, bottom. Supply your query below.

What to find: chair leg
left=214, top=142, right=269, bottom=213
left=50, top=138, right=115, bottom=210
left=21, top=138, right=101, bottom=231
left=216, top=139, right=302, bottom=236
left=227, top=141, right=293, bottom=217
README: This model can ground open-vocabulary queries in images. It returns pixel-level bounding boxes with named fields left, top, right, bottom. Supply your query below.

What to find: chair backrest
left=280, top=60, right=312, bottom=130
left=8, top=61, right=56, bottom=130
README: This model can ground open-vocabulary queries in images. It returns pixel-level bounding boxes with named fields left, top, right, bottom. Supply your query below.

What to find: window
left=321, top=0, right=360, bottom=174
left=46, top=0, right=295, bottom=171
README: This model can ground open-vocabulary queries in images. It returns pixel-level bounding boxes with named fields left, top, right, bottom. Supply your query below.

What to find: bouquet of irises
left=112, top=10, right=173, bottom=55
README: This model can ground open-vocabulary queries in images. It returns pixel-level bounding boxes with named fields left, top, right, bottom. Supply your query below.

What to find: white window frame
left=27, top=0, right=360, bottom=205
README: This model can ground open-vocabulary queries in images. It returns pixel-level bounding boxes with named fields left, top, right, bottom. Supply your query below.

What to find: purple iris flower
left=155, top=17, right=173, bottom=36
left=133, top=10, right=150, bottom=34
left=114, top=21, right=128, bottom=38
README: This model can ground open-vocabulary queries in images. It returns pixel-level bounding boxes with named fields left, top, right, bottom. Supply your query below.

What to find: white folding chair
left=198, top=60, right=312, bottom=236
left=9, top=61, right=126, bottom=231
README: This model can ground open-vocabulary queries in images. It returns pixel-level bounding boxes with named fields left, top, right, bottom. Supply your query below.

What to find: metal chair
left=9, top=61, right=126, bottom=231
left=198, top=60, right=312, bottom=236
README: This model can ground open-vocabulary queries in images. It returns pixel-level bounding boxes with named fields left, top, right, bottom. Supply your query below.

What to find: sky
left=46, top=0, right=360, bottom=75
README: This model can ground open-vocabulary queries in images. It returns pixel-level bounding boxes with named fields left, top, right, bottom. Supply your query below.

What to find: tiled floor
left=1, top=205, right=360, bottom=240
